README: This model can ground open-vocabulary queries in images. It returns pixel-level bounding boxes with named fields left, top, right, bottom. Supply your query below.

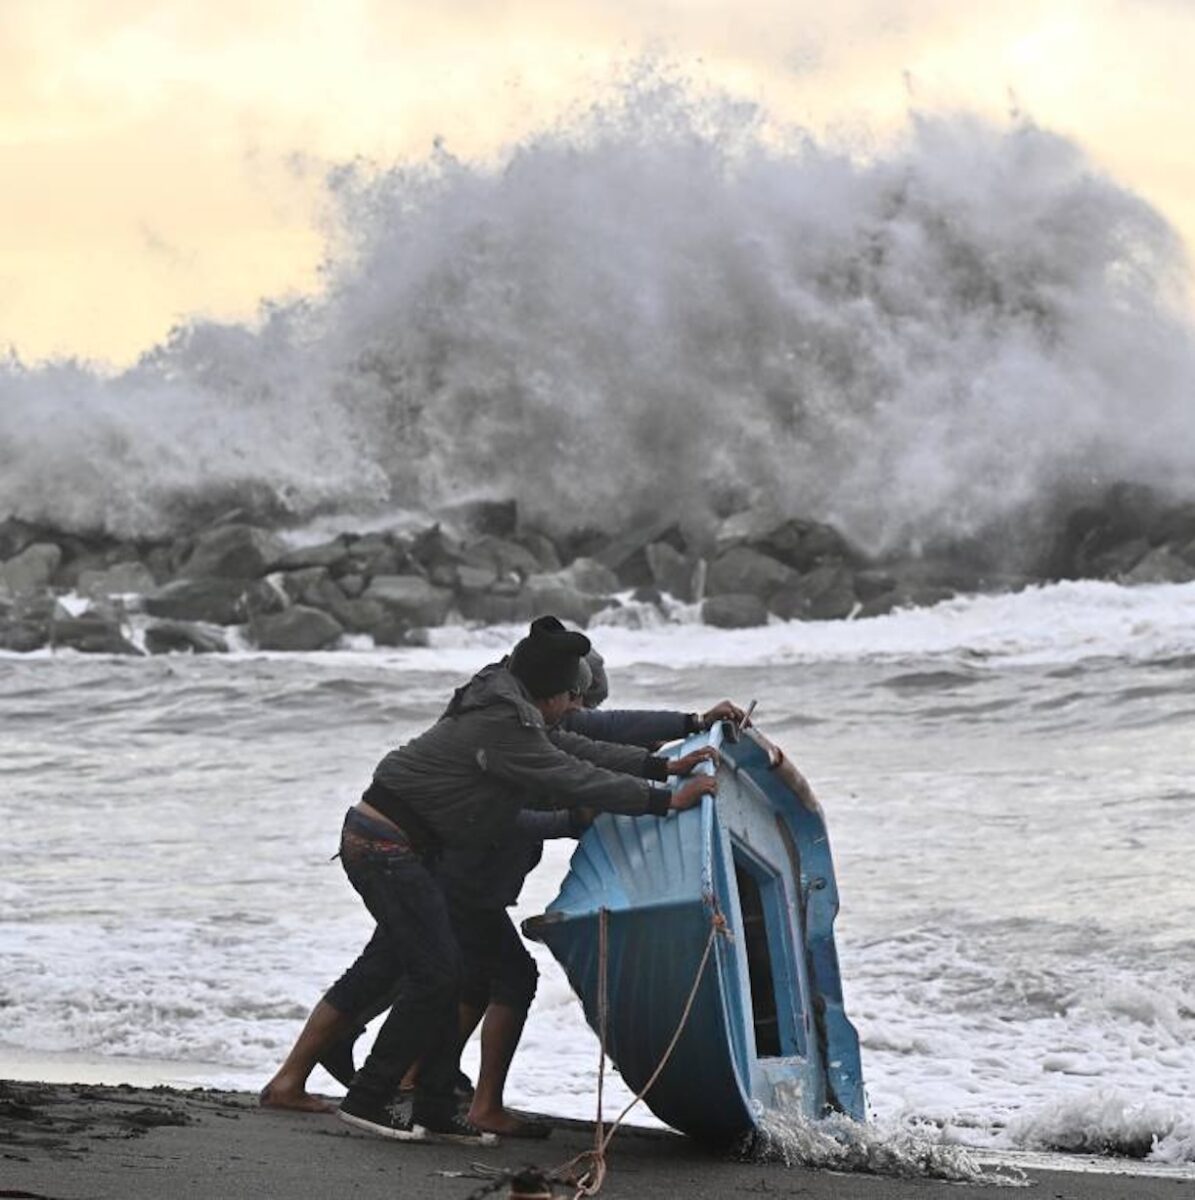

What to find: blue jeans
left=337, top=808, right=463, bottom=1123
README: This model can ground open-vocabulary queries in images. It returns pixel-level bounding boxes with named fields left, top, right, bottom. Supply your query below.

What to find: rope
left=553, top=906, right=728, bottom=1199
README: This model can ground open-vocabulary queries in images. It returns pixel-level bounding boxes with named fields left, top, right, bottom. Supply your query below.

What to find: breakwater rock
left=2, top=487, right=1194, bottom=655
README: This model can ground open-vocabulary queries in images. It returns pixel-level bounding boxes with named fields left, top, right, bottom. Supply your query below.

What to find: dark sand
left=1, top=1080, right=1188, bottom=1200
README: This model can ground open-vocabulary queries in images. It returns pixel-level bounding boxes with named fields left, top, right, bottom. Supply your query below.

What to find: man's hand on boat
left=670, top=746, right=720, bottom=776
left=701, top=700, right=751, bottom=728
left=669, top=774, right=718, bottom=812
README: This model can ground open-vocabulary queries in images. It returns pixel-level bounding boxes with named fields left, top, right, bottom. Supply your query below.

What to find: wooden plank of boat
left=523, top=719, right=866, bottom=1145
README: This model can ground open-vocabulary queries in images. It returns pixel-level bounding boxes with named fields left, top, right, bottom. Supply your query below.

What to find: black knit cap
left=508, top=615, right=592, bottom=699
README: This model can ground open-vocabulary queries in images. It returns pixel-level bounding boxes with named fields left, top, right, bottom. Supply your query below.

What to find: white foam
left=844, top=926, right=1195, bottom=1166
left=1007, top=1090, right=1195, bottom=1163
left=405, top=579, right=1195, bottom=670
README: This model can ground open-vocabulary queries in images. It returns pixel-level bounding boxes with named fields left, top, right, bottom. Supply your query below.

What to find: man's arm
left=561, top=707, right=689, bottom=749
left=562, top=701, right=749, bottom=749
left=548, top=727, right=665, bottom=778
left=484, top=722, right=713, bottom=816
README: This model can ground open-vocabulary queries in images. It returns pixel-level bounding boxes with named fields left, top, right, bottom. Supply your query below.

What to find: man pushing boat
left=267, top=616, right=719, bottom=1145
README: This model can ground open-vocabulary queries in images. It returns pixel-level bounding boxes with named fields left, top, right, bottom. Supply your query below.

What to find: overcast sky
left=3, top=0, right=1193, bottom=365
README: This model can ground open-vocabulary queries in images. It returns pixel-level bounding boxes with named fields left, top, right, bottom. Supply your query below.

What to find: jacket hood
left=441, top=661, right=544, bottom=728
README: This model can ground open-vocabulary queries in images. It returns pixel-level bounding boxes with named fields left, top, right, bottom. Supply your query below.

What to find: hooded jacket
left=370, top=663, right=672, bottom=852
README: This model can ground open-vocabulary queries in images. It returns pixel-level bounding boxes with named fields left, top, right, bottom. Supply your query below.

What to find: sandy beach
left=1, top=1079, right=1189, bottom=1200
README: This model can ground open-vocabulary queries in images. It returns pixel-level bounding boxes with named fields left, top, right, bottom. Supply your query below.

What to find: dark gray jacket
left=436, top=808, right=578, bottom=910
left=562, top=707, right=693, bottom=750
left=433, top=706, right=694, bottom=909
left=371, top=663, right=671, bottom=852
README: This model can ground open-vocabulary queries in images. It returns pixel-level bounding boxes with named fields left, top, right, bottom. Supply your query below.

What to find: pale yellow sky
left=3, top=0, right=1194, bottom=366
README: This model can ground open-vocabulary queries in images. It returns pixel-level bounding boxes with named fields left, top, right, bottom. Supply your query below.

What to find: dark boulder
left=143, top=579, right=248, bottom=625
left=1047, top=484, right=1168, bottom=579
left=455, top=563, right=500, bottom=592
left=340, top=534, right=410, bottom=579
left=528, top=558, right=620, bottom=596
left=459, top=535, right=545, bottom=579
left=524, top=585, right=609, bottom=628
left=1148, top=502, right=1195, bottom=549
left=0, top=601, right=51, bottom=650
left=594, top=519, right=687, bottom=589
left=511, top=529, right=562, bottom=573
left=754, top=518, right=854, bottom=571
left=144, top=620, right=229, bottom=655
left=327, top=598, right=427, bottom=647
left=270, top=537, right=354, bottom=572
left=456, top=590, right=538, bottom=626
left=52, top=611, right=142, bottom=655
left=771, top=565, right=858, bottom=621
left=702, top=594, right=769, bottom=629
left=0, top=543, right=62, bottom=595
left=1123, top=546, right=1195, bottom=585
left=364, top=575, right=454, bottom=627
left=858, top=583, right=956, bottom=618
left=178, top=524, right=288, bottom=581
left=141, top=543, right=179, bottom=583
left=76, top=561, right=158, bottom=599
left=644, top=542, right=702, bottom=603
left=326, top=597, right=393, bottom=635
left=630, top=585, right=665, bottom=606
left=0, top=517, right=41, bottom=561
left=48, top=535, right=158, bottom=588
left=853, top=569, right=899, bottom=603
left=1089, top=538, right=1150, bottom=580
left=250, top=606, right=344, bottom=651
left=429, top=562, right=461, bottom=589
left=556, top=526, right=612, bottom=565
left=520, top=560, right=621, bottom=627
left=306, top=575, right=354, bottom=615
left=275, top=566, right=338, bottom=608
left=705, top=547, right=796, bottom=600
left=409, top=525, right=465, bottom=574
left=242, top=577, right=289, bottom=618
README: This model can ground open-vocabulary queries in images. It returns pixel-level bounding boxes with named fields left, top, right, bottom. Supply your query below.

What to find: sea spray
left=742, top=1109, right=1027, bottom=1185
left=0, top=334, right=388, bottom=538
left=1007, top=1090, right=1195, bottom=1163
left=3, top=68, right=1194, bottom=556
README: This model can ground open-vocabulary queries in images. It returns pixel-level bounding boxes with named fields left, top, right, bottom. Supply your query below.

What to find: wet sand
left=3, top=1080, right=1191, bottom=1200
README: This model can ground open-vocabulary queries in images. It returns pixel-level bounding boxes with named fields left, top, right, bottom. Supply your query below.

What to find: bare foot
left=467, top=1106, right=551, bottom=1138
left=259, top=1081, right=334, bottom=1113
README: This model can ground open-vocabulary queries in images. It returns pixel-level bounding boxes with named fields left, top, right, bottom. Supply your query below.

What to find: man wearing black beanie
left=506, top=614, right=591, bottom=704
left=324, top=615, right=717, bottom=1146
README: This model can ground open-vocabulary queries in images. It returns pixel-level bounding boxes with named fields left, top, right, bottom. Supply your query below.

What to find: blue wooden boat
left=523, top=720, right=865, bottom=1145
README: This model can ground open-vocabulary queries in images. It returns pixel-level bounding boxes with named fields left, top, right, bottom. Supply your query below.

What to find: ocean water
left=3, top=581, right=1194, bottom=1173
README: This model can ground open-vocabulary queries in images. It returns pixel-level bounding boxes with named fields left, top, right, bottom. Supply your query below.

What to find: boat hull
left=524, top=721, right=865, bottom=1143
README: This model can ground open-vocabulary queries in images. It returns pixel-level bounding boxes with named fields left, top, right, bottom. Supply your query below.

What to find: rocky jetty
left=1, top=485, right=1194, bottom=655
